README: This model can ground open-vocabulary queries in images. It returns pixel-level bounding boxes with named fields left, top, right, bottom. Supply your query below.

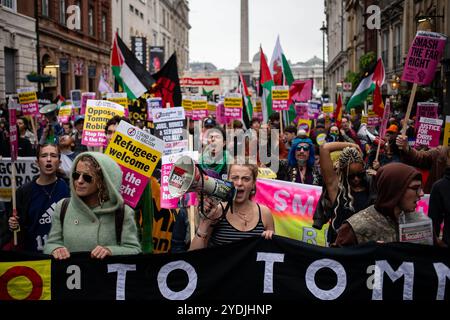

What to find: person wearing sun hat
left=277, top=137, right=322, bottom=186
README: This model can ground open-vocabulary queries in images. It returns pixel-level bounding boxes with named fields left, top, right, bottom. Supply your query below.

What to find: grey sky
left=189, top=0, right=325, bottom=70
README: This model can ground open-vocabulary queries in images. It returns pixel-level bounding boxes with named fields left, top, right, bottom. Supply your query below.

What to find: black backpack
left=60, top=198, right=124, bottom=245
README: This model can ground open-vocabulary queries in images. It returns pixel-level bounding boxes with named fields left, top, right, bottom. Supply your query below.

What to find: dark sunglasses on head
left=297, top=145, right=310, bottom=151
left=348, top=171, right=366, bottom=180
left=72, top=171, right=94, bottom=183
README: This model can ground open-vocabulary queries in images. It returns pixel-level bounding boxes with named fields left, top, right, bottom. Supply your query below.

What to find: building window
left=42, top=0, right=49, bottom=16
left=88, top=6, right=94, bottom=36
left=4, top=48, right=16, bottom=94
left=101, top=13, right=107, bottom=41
left=140, top=12, right=143, bottom=19
left=75, top=76, right=82, bottom=90
left=129, top=4, right=133, bottom=12
left=1, top=0, right=16, bottom=11
left=60, top=0, right=66, bottom=25
left=162, top=8, right=165, bottom=26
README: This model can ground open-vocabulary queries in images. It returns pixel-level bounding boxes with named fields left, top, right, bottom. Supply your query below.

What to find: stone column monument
left=237, top=0, right=253, bottom=85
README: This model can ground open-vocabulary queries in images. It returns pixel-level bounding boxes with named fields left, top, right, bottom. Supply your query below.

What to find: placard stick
left=279, top=111, right=284, bottom=134
left=374, top=138, right=382, bottom=164
left=188, top=130, right=195, bottom=241
left=11, top=161, right=19, bottom=245
left=401, top=83, right=418, bottom=136
left=29, top=116, right=38, bottom=149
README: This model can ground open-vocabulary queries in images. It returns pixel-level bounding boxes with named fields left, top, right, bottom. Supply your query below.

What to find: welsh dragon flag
left=259, top=46, right=274, bottom=123
left=111, top=32, right=154, bottom=100
left=269, top=36, right=296, bottom=123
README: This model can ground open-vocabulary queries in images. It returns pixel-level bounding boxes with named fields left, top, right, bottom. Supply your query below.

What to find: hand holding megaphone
left=200, top=196, right=222, bottom=220
left=168, top=156, right=236, bottom=203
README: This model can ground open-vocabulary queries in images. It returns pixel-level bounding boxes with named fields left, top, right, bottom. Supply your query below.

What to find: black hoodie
left=428, top=167, right=450, bottom=245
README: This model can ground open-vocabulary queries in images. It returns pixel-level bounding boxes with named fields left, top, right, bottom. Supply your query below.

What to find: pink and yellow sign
left=105, top=120, right=163, bottom=208
left=224, top=93, right=242, bottom=121
left=17, top=88, right=39, bottom=116
left=81, top=100, right=125, bottom=147
left=255, top=179, right=326, bottom=246
left=272, top=86, right=289, bottom=111
left=402, top=31, right=447, bottom=85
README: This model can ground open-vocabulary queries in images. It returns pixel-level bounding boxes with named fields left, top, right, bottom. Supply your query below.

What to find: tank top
left=209, top=203, right=266, bottom=247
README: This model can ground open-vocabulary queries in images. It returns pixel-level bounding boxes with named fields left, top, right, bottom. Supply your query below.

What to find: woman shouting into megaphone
left=189, top=162, right=275, bottom=250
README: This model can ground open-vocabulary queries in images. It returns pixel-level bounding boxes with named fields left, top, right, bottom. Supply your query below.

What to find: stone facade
left=0, top=1, right=36, bottom=101
left=37, top=0, right=112, bottom=99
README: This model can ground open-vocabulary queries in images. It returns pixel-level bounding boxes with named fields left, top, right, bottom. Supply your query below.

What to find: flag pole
left=374, top=138, right=382, bottom=164
left=401, top=83, right=417, bottom=136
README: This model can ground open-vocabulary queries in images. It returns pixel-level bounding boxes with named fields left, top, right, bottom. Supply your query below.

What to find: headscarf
left=288, top=138, right=315, bottom=167
left=374, top=163, right=422, bottom=219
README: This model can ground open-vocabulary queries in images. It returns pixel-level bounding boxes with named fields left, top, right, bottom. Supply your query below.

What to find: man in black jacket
left=428, top=151, right=450, bottom=245
left=7, top=144, right=70, bottom=252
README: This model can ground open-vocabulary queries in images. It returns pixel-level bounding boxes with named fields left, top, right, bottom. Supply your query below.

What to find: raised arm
left=320, top=142, right=360, bottom=205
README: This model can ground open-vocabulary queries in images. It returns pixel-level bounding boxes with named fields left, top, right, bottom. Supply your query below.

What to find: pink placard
left=161, top=163, right=180, bottom=209
left=415, top=102, right=438, bottom=131
left=82, top=131, right=107, bottom=147
left=8, top=103, right=18, bottom=161
left=119, top=165, right=149, bottom=208
left=192, top=109, right=208, bottom=121
left=224, top=107, right=242, bottom=121
left=415, top=117, right=443, bottom=148
left=81, top=92, right=96, bottom=115
left=21, top=102, right=39, bottom=116
left=401, top=31, right=447, bottom=85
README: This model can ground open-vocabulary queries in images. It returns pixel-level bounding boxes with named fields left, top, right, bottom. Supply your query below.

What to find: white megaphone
left=168, top=156, right=236, bottom=202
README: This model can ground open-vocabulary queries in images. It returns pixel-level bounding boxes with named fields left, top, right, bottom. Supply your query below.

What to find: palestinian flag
left=238, top=71, right=253, bottom=129
left=149, top=53, right=182, bottom=107
left=259, top=46, right=274, bottom=123
left=346, top=57, right=385, bottom=111
left=111, top=32, right=154, bottom=100
left=334, top=93, right=343, bottom=127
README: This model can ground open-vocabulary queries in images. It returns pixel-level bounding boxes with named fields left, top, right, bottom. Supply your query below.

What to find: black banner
left=131, top=37, right=147, bottom=67
left=1, top=236, right=450, bottom=301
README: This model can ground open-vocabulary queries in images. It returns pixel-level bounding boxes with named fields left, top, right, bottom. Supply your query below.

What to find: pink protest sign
left=119, top=165, right=149, bottom=208
left=8, top=100, right=18, bottom=161
left=379, top=98, right=391, bottom=139
left=402, top=31, right=447, bottom=85
left=272, top=86, right=289, bottom=111
left=81, top=92, right=96, bottom=115
left=255, top=178, right=325, bottom=245
left=415, top=117, right=443, bottom=148
left=415, top=102, right=438, bottom=131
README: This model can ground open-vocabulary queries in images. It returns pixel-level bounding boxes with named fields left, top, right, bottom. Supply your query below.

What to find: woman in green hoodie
left=44, top=152, right=141, bottom=259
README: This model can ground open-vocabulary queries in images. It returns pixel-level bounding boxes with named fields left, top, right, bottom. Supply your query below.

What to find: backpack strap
left=115, top=204, right=125, bottom=245
left=60, top=198, right=70, bottom=230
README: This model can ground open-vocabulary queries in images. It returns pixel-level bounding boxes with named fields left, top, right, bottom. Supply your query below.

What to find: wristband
left=196, top=229, right=208, bottom=239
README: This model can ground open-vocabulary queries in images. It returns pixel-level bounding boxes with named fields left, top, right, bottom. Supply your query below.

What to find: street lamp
left=320, top=21, right=327, bottom=95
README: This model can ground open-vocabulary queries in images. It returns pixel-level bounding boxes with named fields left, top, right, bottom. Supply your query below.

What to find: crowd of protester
left=0, top=96, right=449, bottom=260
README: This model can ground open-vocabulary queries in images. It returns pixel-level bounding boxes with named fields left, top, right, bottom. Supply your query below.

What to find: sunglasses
left=72, top=171, right=94, bottom=184
left=297, top=145, right=310, bottom=151
left=348, top=171, right=365, bottom=180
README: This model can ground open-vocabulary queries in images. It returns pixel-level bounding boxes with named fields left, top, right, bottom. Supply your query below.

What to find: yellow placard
left=297, top=119, right=312, bottom=135
left=361, top=115, right=368, bottom=124
left=272, top=89, right=289, bottom=100
left=207, top=103, right=216, bottom=112
left=258, top=167, right=277, bottom=179
left=224, top=97, right=243, bottom=108
left=18, top=91, right=38, bottom=104
left=107, top=97, right=128, bottom=108
left=254, top=99, right=262, bottom=112
left=84, top=104, right=125, bottom=132
left=58, top=105, right=72, bottom=116
left=350, top=108, right=356, bottom=117
left=191, top=100, right=208, bottom=110
left=0, top=260, right=51, bottom=300
left=182, top=99, right=192, bottom=111
left=443, top=116, right=450, bottom=147
left=322, top=103, right=334, bottom=113
left=105, top=132, right=162, bottom=177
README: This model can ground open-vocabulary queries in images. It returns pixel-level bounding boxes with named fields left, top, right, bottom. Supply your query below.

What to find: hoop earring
left=250, top=188, right=256, bottom=195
